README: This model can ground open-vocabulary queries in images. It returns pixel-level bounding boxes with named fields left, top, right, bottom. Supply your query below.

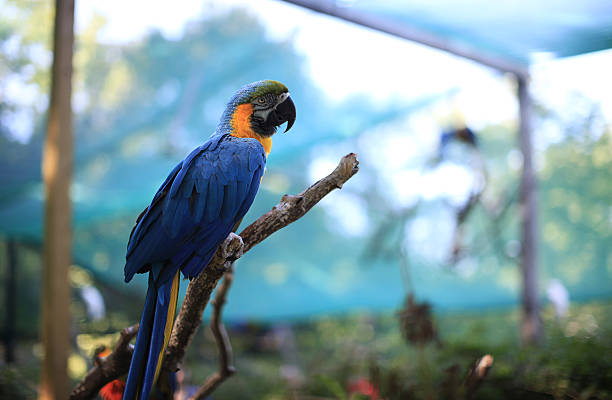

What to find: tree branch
left=164, top=152, right=359, bottom=372
left=70, top=153, right=360, bottom=400
left=190, top=266, right=236, bottom=400
left=163, top=232, right=244, bottom=374
left=241, top=152, right=360, bottom=253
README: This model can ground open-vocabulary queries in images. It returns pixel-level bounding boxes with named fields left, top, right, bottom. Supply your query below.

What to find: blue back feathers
left=124, top=133, right=266, bottom=283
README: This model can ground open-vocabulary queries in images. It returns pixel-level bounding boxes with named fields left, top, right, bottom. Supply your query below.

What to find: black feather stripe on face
left=251, top=95, right=295, bottom=137
left=250, top=113, right=275, bottom=137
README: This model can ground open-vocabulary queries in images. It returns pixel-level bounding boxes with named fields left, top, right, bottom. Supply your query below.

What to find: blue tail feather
left=123, top=274, right=156, bottom=399
left=123, top=271, right=179, bottom=400
left=139, top=279, right=172, bottom=400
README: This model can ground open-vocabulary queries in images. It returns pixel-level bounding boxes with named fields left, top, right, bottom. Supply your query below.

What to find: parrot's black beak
left=272, top=95, right=296, bottom=133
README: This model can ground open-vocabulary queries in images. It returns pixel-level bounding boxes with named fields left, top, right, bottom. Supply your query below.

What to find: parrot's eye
left=257, top=97, right=266, bottom=104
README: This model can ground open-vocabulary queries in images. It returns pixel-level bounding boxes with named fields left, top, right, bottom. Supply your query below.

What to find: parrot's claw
left=221, top=233, right=244, bottom=268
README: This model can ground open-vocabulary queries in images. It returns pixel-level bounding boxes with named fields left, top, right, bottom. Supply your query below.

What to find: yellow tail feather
left=153, top=270, right=180, bottom=386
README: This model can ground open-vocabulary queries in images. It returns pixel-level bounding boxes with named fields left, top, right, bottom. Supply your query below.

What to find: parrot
left=439, top=126, right=478, bottom=155
left=122, top=80, right=296, bottom=400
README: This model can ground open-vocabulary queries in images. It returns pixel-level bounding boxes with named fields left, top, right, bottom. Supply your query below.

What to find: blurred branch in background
left=191, top=265, right=236, bottom=400
left=70, top=153, right=360, bottom=400
left=363, top=123, right=517, bottom=270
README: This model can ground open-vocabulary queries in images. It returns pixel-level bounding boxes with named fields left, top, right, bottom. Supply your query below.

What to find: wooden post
left=40, top=0, right=74, bottom=398
left=517, top=74, right=541, bottom=344
left=4, top=240, right=17, bottom=364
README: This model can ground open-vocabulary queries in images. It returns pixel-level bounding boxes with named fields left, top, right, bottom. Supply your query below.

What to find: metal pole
left=40, top=0, right=74, bottom=398
left=4, top=240, right=17, bottom=364
left=517, top=74, right=541, bottom=344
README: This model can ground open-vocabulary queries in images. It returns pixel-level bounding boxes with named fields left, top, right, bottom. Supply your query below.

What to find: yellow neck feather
left=230, top=103, right=272, bottom=157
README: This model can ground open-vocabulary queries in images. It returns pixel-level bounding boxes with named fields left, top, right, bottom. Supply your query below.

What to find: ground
left=1, top=301, right=611, bottom=399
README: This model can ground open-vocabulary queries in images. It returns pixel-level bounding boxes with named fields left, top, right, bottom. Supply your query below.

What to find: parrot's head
left=222, top=80, right=296, bottom=139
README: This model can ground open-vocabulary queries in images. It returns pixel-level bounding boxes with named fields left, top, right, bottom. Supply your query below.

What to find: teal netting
left=302, top=0, right=612, bottom=66
left=1, top=3, right=611, bottom=322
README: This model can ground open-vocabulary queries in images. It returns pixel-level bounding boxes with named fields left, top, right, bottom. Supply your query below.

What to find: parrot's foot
left=220, top=233, right=244, bottom=270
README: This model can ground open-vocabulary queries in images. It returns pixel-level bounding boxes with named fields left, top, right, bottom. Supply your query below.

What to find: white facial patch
left=253, top=92, right=291, bottom=121
left=277, top=92, right=290, bottom=104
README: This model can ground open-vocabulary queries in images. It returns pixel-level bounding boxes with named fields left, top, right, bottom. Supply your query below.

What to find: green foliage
left=195, top=302, right=612, bottom=399
left=0, top=242, right=42, bottom=339
left=0, top=367, right=36, bottom=400
left=2, top=301, right=611, bottom=398
left=287, top=303, right=612, bottom=399
left=539, top=130, right=612, bottom=298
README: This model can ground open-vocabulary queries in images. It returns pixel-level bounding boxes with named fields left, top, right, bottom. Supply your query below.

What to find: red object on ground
left=94, top=347, right=126, bottom=400
left=99, top=379, right=126, bottom=400
left=348, top=377, right=379, bottom=399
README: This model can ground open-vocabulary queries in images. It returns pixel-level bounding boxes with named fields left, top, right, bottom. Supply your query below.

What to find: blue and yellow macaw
left=122, top=80, right=296, bottom=400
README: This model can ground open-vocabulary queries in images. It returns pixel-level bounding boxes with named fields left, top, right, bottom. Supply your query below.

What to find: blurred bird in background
left=439, top=126, right=478, bottom=158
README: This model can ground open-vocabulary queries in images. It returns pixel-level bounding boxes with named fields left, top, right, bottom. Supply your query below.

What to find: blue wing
left=124, top=134, right=266, bottom=282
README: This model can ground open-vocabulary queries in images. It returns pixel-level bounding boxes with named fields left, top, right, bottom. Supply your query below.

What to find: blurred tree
left=0, top=0, right=53, bottom=201
left=539, top=112, right=612, bottom=300
left=40, top=0, right=74, bottom=398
